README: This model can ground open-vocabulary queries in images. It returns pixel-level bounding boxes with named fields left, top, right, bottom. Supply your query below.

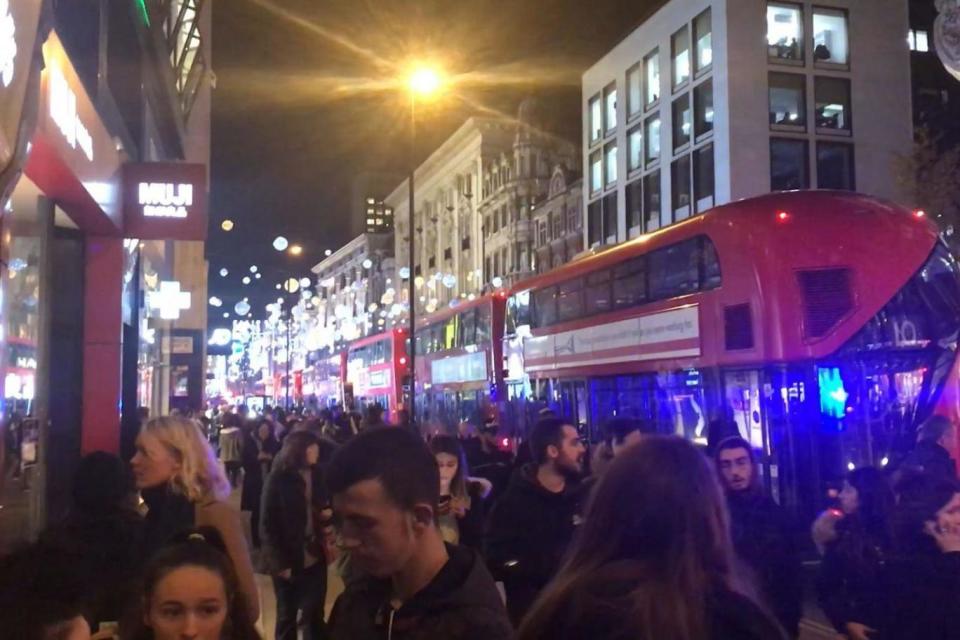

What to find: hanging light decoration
left=273, top=236, right=289, bottom=251
left=442, top=274, right=457, bottom=288
left=234, top=300, right=251, bottom=316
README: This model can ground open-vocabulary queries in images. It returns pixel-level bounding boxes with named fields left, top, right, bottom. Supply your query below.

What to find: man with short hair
left=485, top=417, right=587, bottom=625
left=326, top=428, right=512, bottom=640
left=715, top=437, right=802, bottom=638
left=900, top=414, right=957, bottom=482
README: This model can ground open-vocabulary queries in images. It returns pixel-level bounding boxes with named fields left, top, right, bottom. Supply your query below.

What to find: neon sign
left=138, top=182, right=193, bottom=218
left=49, top=66, right=93, bottom=161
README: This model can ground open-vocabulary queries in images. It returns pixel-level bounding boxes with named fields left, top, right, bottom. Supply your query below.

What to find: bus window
left=477, top=304, right=492, bottom=344
left=506, top=291, right=531, bottom=335
left=649, top=239, right=701, bottom=300
left=534, top=286, right=559, bottom=327
left=443, top=315, right=458, bottom=350
left=613, top=257, right=647, bottom=309
left=460, top=308, right=477, bottom=347
left=557, top=278, right=584, bottom=322
left=701, top=237, right=722, bottom=289
left=585, top=270, right=613, bottom=314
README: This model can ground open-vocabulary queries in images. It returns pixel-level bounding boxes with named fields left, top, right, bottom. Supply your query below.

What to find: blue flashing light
left=818, top=367, right=848, bottom=421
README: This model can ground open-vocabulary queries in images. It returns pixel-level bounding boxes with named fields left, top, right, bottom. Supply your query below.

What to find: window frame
left=768, top=71, right=808, bottom=132
left=671, top=26, right=691, bottom=91
left=694, top=143, right=715, bottom=214
left=812, top=6, right=850, bottom=69
left=626, top=63, right=643, bottom=121
left=604, top=141, right=619, bottom=188
left=814, top=75, right=852, bottom=135
left=603, top=83, right=618, bottom=135
left=626, top=178, right=643, bottom=234
left=589, top=149, right=603, bottom=195
left=589, top=93, right=603, bottom=145
left=672, top=93, right=692, bottom=152
left=627, top=124, right=644, bottom=174
left=644, top=49, right=661, bottom=110
left=693, top=78, right=714, bottom=141
left=643, top=169, right=661, bottom=233
left=816, top=141, right=856, bottom=191
left=644, top=114, right=662, bottom=168
left=693, top=8, right=713, bottom=77
left=767, top=1, right=805, bottom=65
left=671, top=154, right=692, bottom=222
left=770, top=137, right=810, bottom=191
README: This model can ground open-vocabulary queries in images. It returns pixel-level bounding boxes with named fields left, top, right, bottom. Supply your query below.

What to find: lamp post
left=405, top=65, right=444, bottom=415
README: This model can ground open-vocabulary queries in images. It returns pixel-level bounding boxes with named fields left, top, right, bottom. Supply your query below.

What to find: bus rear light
left=399, top=356, right=407, bottom=365
left=776, top=210, right=790, bottom=222
left=914, top=209, right=926, bottom=218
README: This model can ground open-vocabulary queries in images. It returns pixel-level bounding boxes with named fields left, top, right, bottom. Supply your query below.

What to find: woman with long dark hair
left=518, top=435, right=784, bottom=640
left=815, top=466, right=894, bottom=640
left=428, top=435, right=491, bottom=550
left=241, top=419, right=280, bottom=549
left=260, top=430, right=328, bottom=640
left=123, top=527, right=261, bottom=640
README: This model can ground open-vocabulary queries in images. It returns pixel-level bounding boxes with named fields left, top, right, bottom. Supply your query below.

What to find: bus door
left=723, top=369, right=773, bottom=492
left=557, top=380, right=588, bottom=434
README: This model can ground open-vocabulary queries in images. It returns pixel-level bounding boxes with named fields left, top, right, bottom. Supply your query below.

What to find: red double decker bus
left=412, top=293, right=507, bottom=429
left=505, top=191, right=960, bottom=518
left=344, top=328, right=409, bottom=421
left=302, top=347, right=346, bottom=409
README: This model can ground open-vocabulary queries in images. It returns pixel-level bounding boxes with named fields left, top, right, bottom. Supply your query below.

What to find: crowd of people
left=1, top=402, right=959, bottom=639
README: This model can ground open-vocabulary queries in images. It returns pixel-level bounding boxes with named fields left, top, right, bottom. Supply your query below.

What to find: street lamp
left=288, top=244, right=303, bottom=256
left=404, top=63, right=445, bottom=416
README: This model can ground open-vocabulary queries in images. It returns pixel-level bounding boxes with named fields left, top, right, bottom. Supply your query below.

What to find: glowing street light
left=408, top=66, right=444, bottom=98
left=288, top=244, right=303, bottom=256
left=221, top=219, right=234, bottom=231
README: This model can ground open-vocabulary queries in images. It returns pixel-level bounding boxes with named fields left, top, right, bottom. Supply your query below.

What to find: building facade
left=582, top=0, right=912, bottom=247
left=532, top=169, right=584, bottom=274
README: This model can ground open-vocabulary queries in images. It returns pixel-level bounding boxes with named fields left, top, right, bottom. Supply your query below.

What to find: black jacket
left=816, top=516, right=889, bottom=633
left=726, top=489, right=803, bottom=637
left=328, top=543, right=512, bottom=640
left=240, top=433, right=279, bottom=512
left=521, top=582, right=787, bottom=640
left=882, top=550, right=960, bottom=639
left=140, top=485, right=195, bottom=560
left=260, top=468, right=325, bottom=576
left=485, top=464, right=586, bottom=624
left=899, top=441, right=957, bottom=483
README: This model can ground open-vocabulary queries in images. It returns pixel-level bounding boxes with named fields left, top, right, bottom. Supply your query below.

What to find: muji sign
left=123, top=163, right=207, bottom=241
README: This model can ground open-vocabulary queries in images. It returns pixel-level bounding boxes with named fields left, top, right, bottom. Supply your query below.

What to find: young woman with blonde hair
left=131, top=415, right=260, bottom=622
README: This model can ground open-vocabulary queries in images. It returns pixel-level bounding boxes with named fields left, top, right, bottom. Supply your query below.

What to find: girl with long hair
left=518, top=435, right=784, bottom=640
left=130, top=416, right=259, bottom=622
left=815, top=466, right=894, bottom=640
left=241, top=419, right=280, bottom=549
left=260, top=430, right=329, bottom=640
left=123, top=527, right=261, bottom=640
left=428, top=435, right=491, bottom=550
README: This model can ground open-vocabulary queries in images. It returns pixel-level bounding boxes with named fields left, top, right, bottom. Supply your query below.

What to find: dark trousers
left=225, top=461, right=242, bottom=488
left=273, top=562, right=328, bottom=640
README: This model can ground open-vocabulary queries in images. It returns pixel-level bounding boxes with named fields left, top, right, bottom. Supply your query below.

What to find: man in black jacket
left=715, top=436, right=802, bottom=638
left=900, top=415, right=957, bottom=483
left=326, top=428, right=511, bottom=640
left=485, top=416, right=587, bottom=625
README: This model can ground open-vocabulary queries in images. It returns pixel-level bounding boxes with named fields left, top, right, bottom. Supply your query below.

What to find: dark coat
left=726, top=489, right=803, bottom=637
left=520, top=581, right=787, bottom=640
left=882, top=550, right=960, bottom=639
left=240, top=432, right=279, bottom=512
left=899, top=441, right=957, bottom=483
left=260, top=467, right=328, bottom=576
left=328, top=543, right=512, bottom=640
left=816, top=516, right=889, bottom=633
left=485, top=464, right=586, bottom=625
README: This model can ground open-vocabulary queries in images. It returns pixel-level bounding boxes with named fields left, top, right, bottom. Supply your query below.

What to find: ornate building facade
left=532, top=169, right=584, bottom=275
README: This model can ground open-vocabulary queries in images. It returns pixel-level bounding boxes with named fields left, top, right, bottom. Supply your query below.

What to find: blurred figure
left=467, top=418, right=512, bottom=469
left=0, top=542, right=92, bottom=640
left=260, top=431, right=328, bottom=640
left=326, top=428, right=511, bottom=640
left=590, top=416, right=653, bottom=478
left=884, top=475, right=960, bottom=638
left=429, top=435, right=492, bottom=551
left=123, top=527, right=260, bottom=640
left=899, top=415, right=957, bottom=482
left=130, top=416, right=259, bottom=622
left=816, top=467, right=894, bottom=640
left=485, top=417, right=587, bottom=625
left=714, top=437, right=802, bottom=638
left=241, top=418, right=280, bottom=549
left=517, top=436, right=786, bottom=640
left=40, top=452, right=143, bottom=628
left=361, top=404, right=387, bottom=430
left=218, top=413, right=244, bottom=489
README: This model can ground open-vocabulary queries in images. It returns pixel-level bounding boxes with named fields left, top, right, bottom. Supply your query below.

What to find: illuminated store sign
left=146, top=281, right=192, bottom=320
left=49, top=65, right=93, bottom=161
left=139, top=182, right=193, bottom=218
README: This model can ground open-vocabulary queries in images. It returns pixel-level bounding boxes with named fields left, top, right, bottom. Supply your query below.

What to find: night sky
left=208, top=0, right=663, bottom=323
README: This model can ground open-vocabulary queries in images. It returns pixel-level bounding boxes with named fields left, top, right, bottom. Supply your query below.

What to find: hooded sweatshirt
left=328, top=543, right=512, bottom=640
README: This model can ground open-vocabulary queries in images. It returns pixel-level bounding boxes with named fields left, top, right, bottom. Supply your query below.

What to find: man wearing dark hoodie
left=715, top=436, right=802, bottom=638
left=485, top=416, right=587, bottom=625
left=326, top=427, right=512, bottom=640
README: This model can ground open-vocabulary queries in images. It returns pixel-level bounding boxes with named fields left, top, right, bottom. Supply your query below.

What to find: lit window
left=767, top=2, right=804, bottom=62
left=589, top=95, right=602, bottom=143
left=672, top=95, right=691, bottom=149
left=817, top=142, right=855, bottom=190
left=815, top=76, right=851, bottom=132
left=770, top=138, right=809, bottom=191
left=694, top=79, right=714, bottom=138
left=909, top=29, right=930, bottom=52
left=366, top=218, right=374, bottom=225
left=627, top=63, right=642, bottom=118
left=605, top=143, right=618, bottom=186
left=590, top=150, right=602, bottom=193
left=628, top=125, right=643, bottom=172
left=769, top=72, right=806, bottom=127
left=813, top=8, right=849, bottom=65
left=693, top=9, right=712, bottom=73
left=672, top=27, right=690, bottom=88
left=367, top=208, right=375, bottom=214
left=645, top=115, right=661, bottom=166
left=604, top=84, right=618, bottom=133
left=644, top=50, right=660, bottom=107
left=366, top=197, right=375, bottom=204
left=694, top=144, right=714, bottom=213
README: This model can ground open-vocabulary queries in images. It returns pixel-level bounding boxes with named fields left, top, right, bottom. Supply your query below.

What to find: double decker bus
left=303, top=347, right=346, bottom=409
left=344, top=328, right=409, bottom=421
left=413, top=293, right=507, bottom=429
left=505, top=191, right=960, bottom=519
